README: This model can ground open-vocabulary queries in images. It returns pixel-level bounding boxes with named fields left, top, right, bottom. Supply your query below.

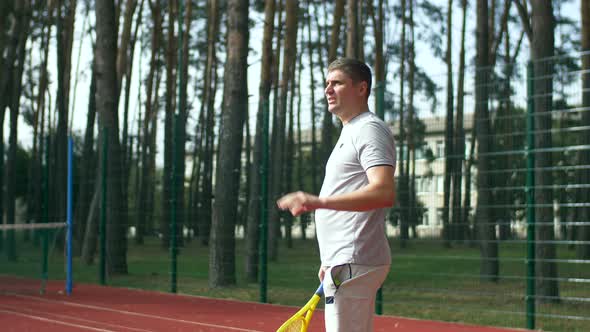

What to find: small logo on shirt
left=339, top=143, right=344, bottom=148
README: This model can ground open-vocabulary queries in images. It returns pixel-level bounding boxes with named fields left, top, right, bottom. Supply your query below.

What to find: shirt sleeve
left=355, top=121, right=396, bottom=174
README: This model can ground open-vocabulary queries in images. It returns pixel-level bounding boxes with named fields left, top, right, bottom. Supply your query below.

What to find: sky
left=11, top=0, right=582, bottom=155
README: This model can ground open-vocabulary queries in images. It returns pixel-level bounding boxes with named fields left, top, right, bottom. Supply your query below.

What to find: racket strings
left=281, top=317, right=305, bottom=332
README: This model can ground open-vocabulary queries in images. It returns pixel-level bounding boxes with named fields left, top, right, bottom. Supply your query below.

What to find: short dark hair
left=327, top=58, right=372, bottom=98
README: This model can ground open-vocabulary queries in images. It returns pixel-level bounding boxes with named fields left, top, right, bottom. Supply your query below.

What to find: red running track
left=0, top=280, right=523, bottom=332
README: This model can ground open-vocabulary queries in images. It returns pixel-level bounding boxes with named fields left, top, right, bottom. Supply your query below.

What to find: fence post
left=170, top=113, right=179, bottom=294
left=259, top=100, right=269, bottom=303
left=375, top=81, right=385, bottom=120
left=525, top=61, right=536, bottom=330
left=100, top=128, right=108, bottom=285
left=41, top=136, right=50, bottom=294
left=66, top=136, right=74, bottom=295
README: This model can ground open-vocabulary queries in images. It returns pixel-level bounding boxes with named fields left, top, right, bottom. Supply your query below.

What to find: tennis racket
left=276, top=283, right=324, bottom=332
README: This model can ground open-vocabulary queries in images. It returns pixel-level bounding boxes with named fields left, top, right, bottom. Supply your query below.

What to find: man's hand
left=276, top=191, right=322, bottom=216
left=318, top=266, right=327, bottom=282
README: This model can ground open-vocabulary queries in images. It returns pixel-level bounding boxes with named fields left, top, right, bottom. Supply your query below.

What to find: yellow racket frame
left=276, top=284, right=324, bottom=332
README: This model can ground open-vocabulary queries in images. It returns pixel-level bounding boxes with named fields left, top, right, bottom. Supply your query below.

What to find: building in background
left=389, top=114, right=475, bottom=238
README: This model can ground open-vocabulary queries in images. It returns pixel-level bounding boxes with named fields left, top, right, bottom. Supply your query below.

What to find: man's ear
left=358, top=81, right=368, bottom=97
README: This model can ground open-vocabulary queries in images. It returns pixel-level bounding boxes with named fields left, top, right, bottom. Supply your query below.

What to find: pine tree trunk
left=296, top=49, right=307, bottom=240
left=398, top=0, right=409, bottom=248
left=494, top=18, right=517, bottom=242
left=245, top=0, right=275, bottom=281
left=54, top=1, right=76, bottom=248
left=0, top=1, right=15, bottom=253
left=199, top=0, right=221, bottom=247
left=175, top=0, right=192, bottom=249
left=284, top=48, right=298, bottom=249
left=162, top=0, right=178, bottom=249
left=76, top=63, right=97, bottom=254
left=345, top=0, right=358, bottom=58
left=116, top=0, right=138, bottom=98
left=530, top=0, right=559, bottom=302
left=209, top=0, right=249, bottom=288
left=305, top=0, right=318, bottom=194
left=270, top=0, right=299, bottom=261
left=137, top=0, right=162, bottom=245
left=6, top=0, right=31, bottom=261
left=368, top=0, right=384, bottom=118
left=147, top=68, right=162, bottom=236
left=407, top=0, right=417, bottom=238
left=268, top=0, right=284, bottom=260
left=118, top=0, right=140, bottom=248
left=453, top=0, right=467, bottom=242
left=241, top=105, right=251, bottom=239
left=28, top=18, right=52, bottom=236
left=0, top=1, right=12, bottom=76
left=356, top=0, right=365, bottom=62
left=489, top=0, right=512, bottom=243
left=95, top=0, right=128, bottom=275
left=442, top=0, right=454, bottom=247
left=475, top=0, right=498, bottom=282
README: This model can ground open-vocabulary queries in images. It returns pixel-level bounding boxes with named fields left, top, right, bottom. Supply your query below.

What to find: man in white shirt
left=277, top=58, right=396, bottom=332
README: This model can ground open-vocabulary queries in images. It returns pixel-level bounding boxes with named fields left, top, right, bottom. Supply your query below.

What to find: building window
left=422, top=208, right=429, bottom=225
left=415, top=147, right=424, bottom=160
left=436, top=175, right=444, bottom=193
left=417, top=176, right=432, bottom=194
left=436, top=140, right=444, bottom=158
left=436, top=208, right=444, bottom=226
left=396, top=145, right=409, bottom=161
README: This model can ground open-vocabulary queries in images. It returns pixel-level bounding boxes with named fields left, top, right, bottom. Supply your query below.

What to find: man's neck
left=339, top=107, right=369, bottom=125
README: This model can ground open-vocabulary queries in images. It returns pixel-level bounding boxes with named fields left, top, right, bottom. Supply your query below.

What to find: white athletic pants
left=323, top=264, right=390, bottom=332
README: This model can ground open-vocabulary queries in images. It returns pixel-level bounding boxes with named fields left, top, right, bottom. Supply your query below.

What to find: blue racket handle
left=315, top=283, right=324, bottom=296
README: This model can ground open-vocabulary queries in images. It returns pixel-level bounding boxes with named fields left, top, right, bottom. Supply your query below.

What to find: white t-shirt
left=315, top=111, right=396, bottom=266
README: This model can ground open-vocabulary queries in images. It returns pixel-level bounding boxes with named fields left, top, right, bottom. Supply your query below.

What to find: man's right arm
left=277, top=165, right=395, bottom=217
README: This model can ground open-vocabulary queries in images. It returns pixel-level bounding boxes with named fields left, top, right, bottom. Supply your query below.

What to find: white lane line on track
left=0, top=309, right=116, bottom=332
left=9, top=293, right=265, bottom=332
left=0, top=303, right=155, bottom=332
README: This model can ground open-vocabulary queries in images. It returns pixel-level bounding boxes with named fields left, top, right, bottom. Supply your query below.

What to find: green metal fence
left=2, top=52, right=589, bottom=332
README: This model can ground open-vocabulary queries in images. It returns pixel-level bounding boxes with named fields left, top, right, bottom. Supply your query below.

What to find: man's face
left=324, top=69, right=366, bottom=116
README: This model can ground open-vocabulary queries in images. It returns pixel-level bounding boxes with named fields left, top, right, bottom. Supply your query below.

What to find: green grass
left=1, top=235, right=589, bottom=331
